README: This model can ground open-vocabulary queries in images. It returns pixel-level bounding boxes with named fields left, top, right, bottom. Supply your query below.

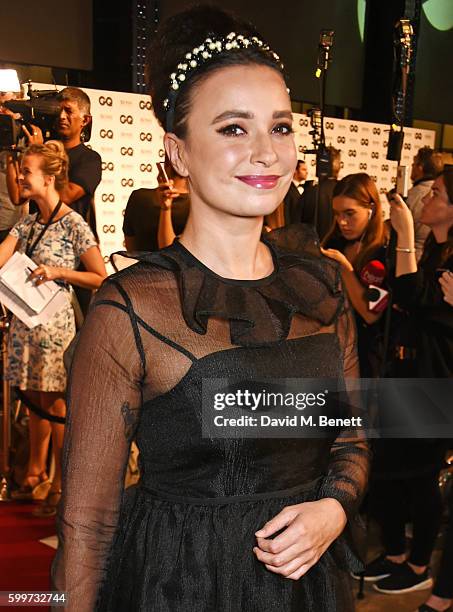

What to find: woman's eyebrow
left=211, top=109, right=292, bottom=124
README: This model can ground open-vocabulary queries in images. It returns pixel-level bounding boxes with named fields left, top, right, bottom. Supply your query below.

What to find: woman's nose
left=250, top=132, right=278, bottom=167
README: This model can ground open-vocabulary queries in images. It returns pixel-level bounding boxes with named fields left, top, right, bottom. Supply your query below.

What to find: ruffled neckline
left=121, top=224, right=344, bottom=347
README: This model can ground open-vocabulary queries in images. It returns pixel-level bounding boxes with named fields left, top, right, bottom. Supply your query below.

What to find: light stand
left=310, top=30, right=334, bottom=233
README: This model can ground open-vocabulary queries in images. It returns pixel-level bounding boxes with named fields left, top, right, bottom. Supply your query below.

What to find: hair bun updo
left=24, top=140, right=69, bottom=192
left=146, top=5, right=287, bottom=136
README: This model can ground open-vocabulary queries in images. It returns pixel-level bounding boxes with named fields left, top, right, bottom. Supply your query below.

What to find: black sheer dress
left=52, top=225, right=369, bottom=612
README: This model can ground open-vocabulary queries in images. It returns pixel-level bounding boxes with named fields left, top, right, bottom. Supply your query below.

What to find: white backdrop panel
left=31, top=84, right=435, bottom=264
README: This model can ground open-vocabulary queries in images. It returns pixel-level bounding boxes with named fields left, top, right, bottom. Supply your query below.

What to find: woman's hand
left=29, top=264, right=64, bottom=286
left=253, top=498, right=347, bottom=580
left=439, top=271, right=453, bottom=306
left=157, top=180, right=182, bottom=210
left=321, top=247, right=354, bottom=272
left=388, top=193, right=414, bottom=239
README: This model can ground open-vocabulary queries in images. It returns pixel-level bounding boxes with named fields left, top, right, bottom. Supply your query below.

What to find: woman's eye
left=272, top=123, right=293, bottom=135
left=217, top=124, right=245, bottom=137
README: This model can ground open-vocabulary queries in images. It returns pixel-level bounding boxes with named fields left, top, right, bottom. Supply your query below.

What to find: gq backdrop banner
left=32, top=84, right=435, bottom=264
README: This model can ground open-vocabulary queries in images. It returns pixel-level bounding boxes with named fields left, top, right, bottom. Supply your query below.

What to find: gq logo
left=102, top=162, right=114, bottom=171
left=371, top=152, right=379, bottom=159
left=102, top=224, right=116, bottom=233
left=381, top=164, right=389, bottom=172
left=140, top=163, right=153, bottom=172
left=349, top=124, right=359, bottom=133
left=299, top=118, right=309, bottom=127
left=325, top=121, right=334, bottom=130
left=98, top=96, right=113, bottom=106
left=158, top=149, right=165, bottom=158
left=101, top=194, right=115, bottom=202
left=121, top=178, right=134, bottom=187
left=348, top=149, right=357, bottom=157
left=372, top=127, right=381, bottom=135
left=415, top=132, right=422, bottom=140
left=140, top=132, right=152, bottom=142
left=403, top=142, right=412, bottom=150
left=100, top=129, right=114, bottom=139
left=139, top=100, right=152, bottom=110
left=337, top=136, right=346, bottom=144
left=360, top=138, right=369, bottom=146
left=121, top=147, right=134, bottom=156
left=120, top=115, right=133, bottom=124
left=359, top=163, right=368, bottom=170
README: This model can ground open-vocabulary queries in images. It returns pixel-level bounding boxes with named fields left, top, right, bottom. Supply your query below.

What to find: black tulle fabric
left=52, top=224, right=369, bottom=612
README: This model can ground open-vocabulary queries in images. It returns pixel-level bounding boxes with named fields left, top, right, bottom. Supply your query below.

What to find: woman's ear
left=164, top=132, right=189, bottom=177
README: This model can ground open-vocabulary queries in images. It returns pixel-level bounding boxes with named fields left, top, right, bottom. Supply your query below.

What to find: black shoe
left=373, top=563, right=433, bottom=594
left=351, top=554, right=404, bottom=582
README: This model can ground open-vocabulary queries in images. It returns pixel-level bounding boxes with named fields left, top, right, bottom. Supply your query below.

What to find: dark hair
left=146, top=5, right=286, bottom=137
left=58, top=86, right=91, bottom=115
left=443, top=165, right=453, bottom=204
left=414, top=146, right=444, bottom=180
left=420, top=166, right=453, bottom=267
left=296, top=160, right=306, bottom=168
left=328, top=146, right=341, bottom=178
left=323, top=172, right=387, bottom=272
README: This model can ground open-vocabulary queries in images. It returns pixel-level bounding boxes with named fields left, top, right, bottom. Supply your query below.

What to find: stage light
left=0, top=69, right=20, bottom=94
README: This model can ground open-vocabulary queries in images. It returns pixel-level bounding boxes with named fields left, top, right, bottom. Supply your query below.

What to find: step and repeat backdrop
left=33, top=84, right=435, bottom=264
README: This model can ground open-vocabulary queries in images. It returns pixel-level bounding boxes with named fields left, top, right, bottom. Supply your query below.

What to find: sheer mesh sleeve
left=52, top=280, right=144, bottom=612
left=319, top=295, right=370, bottom=520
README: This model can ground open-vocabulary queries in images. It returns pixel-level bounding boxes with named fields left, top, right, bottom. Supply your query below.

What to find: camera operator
left=22, top=87, right=102, bottom=238
left=15, top=87, right=102, bottom=315
left=0, top=93, right=27, bottom=241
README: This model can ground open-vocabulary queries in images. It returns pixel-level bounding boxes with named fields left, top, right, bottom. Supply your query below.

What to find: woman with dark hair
left=322, top=172, right=389, bottom=376
left=363, top=168, right=453, bottom=600
left=0, top=141, right=106, bottom=515
left=52, top=6, right=369, bottom=611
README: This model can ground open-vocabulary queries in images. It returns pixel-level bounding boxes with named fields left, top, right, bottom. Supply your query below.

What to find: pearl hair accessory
left=163, top=31, right=284, bottom=131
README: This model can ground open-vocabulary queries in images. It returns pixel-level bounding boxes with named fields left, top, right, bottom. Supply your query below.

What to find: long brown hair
left=323, top=172, right=387, bottom=272
left=420, top=167, right=453, bottom=267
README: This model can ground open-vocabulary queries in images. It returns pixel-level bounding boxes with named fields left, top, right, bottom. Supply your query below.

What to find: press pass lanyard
left=25, top=201, right=63, bottom=258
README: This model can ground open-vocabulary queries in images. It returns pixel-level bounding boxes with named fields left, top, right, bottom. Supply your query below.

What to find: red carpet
left=0, top=501, right=56, bottom=611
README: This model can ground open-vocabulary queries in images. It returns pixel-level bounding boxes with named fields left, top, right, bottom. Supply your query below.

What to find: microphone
left=360, top=260, right=389, bottom=312
left=360, top=259, right=386, bottom=287
left=367, top=285, right=389, bottom=313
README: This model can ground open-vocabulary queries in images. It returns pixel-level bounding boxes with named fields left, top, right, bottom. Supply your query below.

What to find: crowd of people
left=0, top=4, right=452, bottom=612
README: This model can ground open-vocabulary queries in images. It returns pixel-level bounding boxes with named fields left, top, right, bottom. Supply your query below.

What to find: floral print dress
left=6, top=211, right=98, bottom=392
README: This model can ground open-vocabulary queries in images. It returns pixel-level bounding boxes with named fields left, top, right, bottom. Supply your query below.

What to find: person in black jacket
left=363, top=167, right=453, bottom=598
left=300, top=146, right=341, bottom=241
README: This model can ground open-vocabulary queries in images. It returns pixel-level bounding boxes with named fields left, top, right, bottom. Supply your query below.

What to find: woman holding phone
left=53, top=6, right=369, bottom=610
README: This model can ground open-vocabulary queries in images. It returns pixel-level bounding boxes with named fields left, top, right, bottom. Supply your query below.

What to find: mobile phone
left=156, top=161, right=170, bottom=183
left=396, top=166, right=410, bottom=198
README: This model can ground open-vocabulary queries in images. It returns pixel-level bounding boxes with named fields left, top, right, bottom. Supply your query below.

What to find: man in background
left=283, top=159, right=308, bottom=226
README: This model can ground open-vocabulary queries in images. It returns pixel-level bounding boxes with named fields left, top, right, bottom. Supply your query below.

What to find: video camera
left=0, top=84, right=91, bottom=150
